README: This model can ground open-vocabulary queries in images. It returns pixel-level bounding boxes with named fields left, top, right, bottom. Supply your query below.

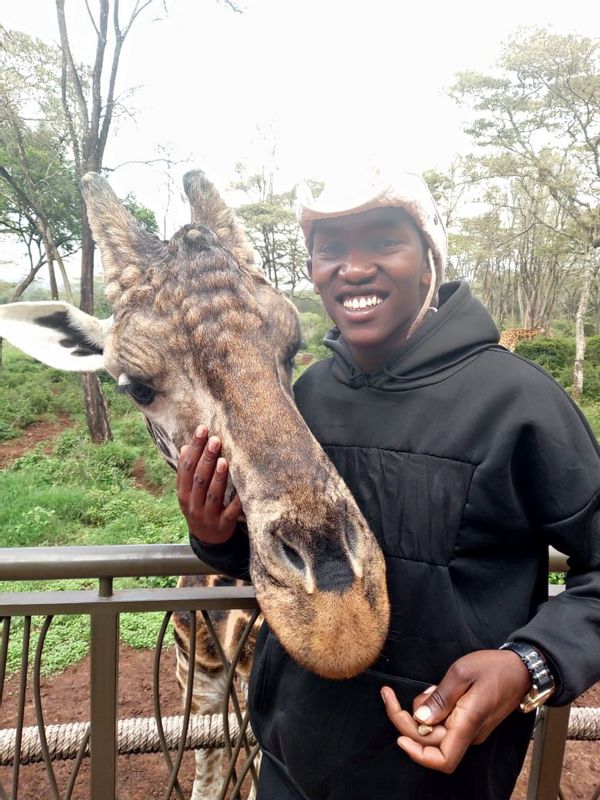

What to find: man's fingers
left=381, top=687, right=445, bottom=746
left=381, top=686, right=402, bottom=719
left=222, top=492, right=244, bottom=523
left=188, top=436, right=221, bottom=515
left=398, top=701, right=485, bottom=774
left=177, top=425, right=208, bottom=496
left=412, top=684, right=437, bottom=712
left=398, top=720, right=473, bottom=774
left=412, top=670, right=473, bottom=727
left=205, top=457, right=229, bottom=516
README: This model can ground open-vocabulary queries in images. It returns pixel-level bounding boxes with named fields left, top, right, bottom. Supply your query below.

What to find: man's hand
left=381, top=650, right=532, bottom=774
left=177, top=425, right=243, bottom=544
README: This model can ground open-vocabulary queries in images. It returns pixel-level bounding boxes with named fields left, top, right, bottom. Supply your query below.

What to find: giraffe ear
left=0, top=301, right=111, bottom=372
left=183, top=170, right=259, bottom=272
left=81, top=172, right=167, bottom=288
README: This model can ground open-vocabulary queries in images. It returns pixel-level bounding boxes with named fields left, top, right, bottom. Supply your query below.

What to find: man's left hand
left=381, top=650, right=532, bottom=774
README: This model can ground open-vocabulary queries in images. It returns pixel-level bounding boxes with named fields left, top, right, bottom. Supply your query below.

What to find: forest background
left=0, top=1, right=600, bottom=670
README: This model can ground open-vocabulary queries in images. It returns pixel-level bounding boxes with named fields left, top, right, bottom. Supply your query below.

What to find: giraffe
left=499, top=326, right=546, bottom=352
left=0, top=171, right=390, bottom=799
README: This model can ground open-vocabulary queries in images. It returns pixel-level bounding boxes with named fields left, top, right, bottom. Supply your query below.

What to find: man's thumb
left=413, top=680, right=462, bottom=725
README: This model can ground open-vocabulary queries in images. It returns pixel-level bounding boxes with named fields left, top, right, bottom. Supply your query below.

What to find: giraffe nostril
left=280, top=540, right=306, bottom=573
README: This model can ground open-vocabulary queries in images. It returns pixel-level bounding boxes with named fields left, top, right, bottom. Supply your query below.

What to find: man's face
left=310, top=207, right=432, bottom=373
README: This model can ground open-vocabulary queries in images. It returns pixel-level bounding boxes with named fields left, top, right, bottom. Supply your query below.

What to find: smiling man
left=308, top=204, right=435, bottom=373
left=179, top=169, right=600, bottom=799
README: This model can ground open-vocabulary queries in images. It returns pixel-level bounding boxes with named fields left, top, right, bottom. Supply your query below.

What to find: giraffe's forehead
left=108, top=256, right=300, bottom=368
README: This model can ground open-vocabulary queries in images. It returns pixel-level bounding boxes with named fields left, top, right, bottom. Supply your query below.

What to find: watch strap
left=499, top=641, right=556, bottom=713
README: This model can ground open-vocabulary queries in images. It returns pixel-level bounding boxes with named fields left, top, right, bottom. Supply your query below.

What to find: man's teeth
left=342, top=295, right=383, bottom=310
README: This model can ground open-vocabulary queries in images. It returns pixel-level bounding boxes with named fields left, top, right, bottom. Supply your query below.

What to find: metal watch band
left=499, top=641, right=556, bottom=713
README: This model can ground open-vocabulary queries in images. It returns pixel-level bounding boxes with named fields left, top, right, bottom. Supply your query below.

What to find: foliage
left=0, top=26, right=83, bottom=299
left=0, top=584, right=173, bottom=675
left=0, top=596, right=92, bottom=676
left=123, top=193, right=159, bottom=236
left=234, top=165, right=310, bottom=294
left=583, top=336, right=600, bottom=366
left=515, top=338, right=574, bottom=380
left=0, top=351, right=186, bottom=673
left=516, top=336, right=600, bottom=400
left=0, top=347, right=83, bottom=440
left=451, top=29, right=600, bottom=397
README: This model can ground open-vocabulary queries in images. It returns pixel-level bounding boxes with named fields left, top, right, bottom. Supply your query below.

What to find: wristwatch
left=499, top=641, right=556, bottom=713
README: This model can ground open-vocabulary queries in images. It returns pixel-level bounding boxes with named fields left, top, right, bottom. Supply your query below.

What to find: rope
left=569, top=707, right=600, bottom=741
left=0, top=713, right=256, bottom=766
left=1, top=706, right=597, bottom=767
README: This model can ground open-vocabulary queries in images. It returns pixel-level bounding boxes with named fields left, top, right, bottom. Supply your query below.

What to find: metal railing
left=0, top=544, right=259, bottom=800
left=0, top=544, right=597, bottom=800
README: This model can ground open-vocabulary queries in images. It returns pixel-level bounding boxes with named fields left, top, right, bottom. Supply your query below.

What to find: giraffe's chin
left=252, top=561, right=390, bottom=680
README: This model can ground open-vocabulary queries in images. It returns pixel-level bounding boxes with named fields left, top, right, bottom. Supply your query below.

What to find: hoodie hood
left=325, top=282, right=500, bottom=391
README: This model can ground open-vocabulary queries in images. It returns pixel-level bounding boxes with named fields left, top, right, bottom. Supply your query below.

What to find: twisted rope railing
left=0, top=707, right=596, bottom=767
left=568, top=707, right=600, bottom=741
left=0, top=712, right=257, bottom=766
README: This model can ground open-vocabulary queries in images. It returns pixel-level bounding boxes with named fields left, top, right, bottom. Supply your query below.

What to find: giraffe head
left=0, top=171, right=389, bottom=679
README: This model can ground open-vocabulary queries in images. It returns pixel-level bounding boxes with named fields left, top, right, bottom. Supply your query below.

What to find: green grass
left=0, top=347, right=84, bottom=440
left=0, top=347, right=188, bottom=673
left=1, top=580, right=175, bottom=675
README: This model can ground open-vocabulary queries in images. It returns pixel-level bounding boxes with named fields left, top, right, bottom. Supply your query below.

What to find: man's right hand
left=177, top=425, right=244, bottom=544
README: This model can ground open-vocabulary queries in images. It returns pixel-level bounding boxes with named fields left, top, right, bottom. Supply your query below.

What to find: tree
left=452, top=29, right=600, bottom=398
left=234, top=165, right=315, bottom=295
left=0, top=26, right=80, bottom=303
left=56, top=0, right=161, bottom=442
left=0, top=26, right=83, bottom=366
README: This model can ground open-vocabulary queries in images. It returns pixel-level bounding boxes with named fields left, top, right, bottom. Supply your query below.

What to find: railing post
left=90, top=577, right=119, bottom=800
left=527, top=704, right=571, bottom=800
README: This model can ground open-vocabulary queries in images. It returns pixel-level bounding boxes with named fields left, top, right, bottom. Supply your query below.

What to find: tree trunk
left=79, top=209, right=112, bottom=442
left=572, top=247, right=595, bottom=402
left=81, top=373, right=112, bottom=443
left=10, top=260, right=46, bottom=300
left=48, top=258, right=59, bottom=300
left=53, top=247, right=73, bottom=301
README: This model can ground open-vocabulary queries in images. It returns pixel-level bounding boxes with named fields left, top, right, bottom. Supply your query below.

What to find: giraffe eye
left=129, top=382, right=156, bottom=406
left=117, top=378, right=156, bottom=406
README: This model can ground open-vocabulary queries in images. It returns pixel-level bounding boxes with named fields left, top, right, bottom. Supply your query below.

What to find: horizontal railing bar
left=0, top=586, right=257, bottom=617
left=0, top=544, right=217, bottom=581
left=0, top=544, right=570, bottom=583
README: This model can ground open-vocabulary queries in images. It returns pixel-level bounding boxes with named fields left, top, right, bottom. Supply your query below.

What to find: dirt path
left=0, top=413, right=73, bottom=470
left=0, top=648, right=198, bottom=800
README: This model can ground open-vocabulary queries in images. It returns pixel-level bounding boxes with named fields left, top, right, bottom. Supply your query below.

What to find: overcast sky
left=2, top=0, right=600, bottom=280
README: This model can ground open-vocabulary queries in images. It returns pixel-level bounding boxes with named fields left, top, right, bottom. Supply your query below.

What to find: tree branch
left=56, top=0, right=90, bottom=133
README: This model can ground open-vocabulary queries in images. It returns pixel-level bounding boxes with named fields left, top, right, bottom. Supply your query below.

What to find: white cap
left=297, top=168, right=447, bottom=290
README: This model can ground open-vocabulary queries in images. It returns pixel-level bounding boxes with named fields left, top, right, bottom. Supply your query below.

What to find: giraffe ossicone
left=0, top=170, right=390, bottom=681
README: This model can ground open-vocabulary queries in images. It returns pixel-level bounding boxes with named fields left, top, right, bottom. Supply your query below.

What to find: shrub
left=584, top=336, right=600, bottom=366
left=0, top=418, right=17, bottom=441
left=514, top=338, right=574, bottom=380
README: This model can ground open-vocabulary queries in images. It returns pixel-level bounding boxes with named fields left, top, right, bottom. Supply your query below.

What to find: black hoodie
left=190, top=282, right=600, bottom=799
